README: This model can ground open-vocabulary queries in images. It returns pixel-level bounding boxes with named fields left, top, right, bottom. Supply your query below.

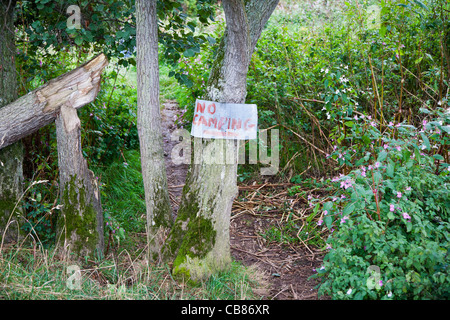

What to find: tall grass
left=0, top=243, right=267, bottom=299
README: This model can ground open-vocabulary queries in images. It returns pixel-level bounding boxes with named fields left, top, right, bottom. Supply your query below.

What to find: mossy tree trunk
left=136, top=0, right=173, bottom=262
left=0, top=0, right=24, bottom=244
left=163, top=0, right=279, bottom=281
left=55, top=104, right=104, bottom=260
left=0, top=49, right=107, bottom=250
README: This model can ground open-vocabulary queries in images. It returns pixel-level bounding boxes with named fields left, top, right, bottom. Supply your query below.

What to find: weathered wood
left=0, top=54, right=108, bottom=150
left=55, top=104, right=104, bottom=259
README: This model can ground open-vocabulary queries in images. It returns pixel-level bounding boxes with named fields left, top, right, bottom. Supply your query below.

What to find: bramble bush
left=311, top=108, right=450, bottom=300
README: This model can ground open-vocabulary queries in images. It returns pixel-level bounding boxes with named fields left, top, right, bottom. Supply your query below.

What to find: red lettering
left=208, top=118, right=218, bottom=128
left=198, top=116, right=208, bottom=126
left=207, top=103, right=216, bottom=114
left=218, top=117, right=227, bottom=130
left=231, top=118, right=242, bottom=130
left=244, top=119, right=255, bottom=130
left=193, top=114, right=199, bottom=125
left=196, top=102, right=206, bottom=113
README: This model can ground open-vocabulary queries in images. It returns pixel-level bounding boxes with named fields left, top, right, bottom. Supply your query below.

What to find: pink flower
left=406, top=187, right=411, bottom=191
left=402, top=212, right=411, bottom=220
left=341, top=179, right=353, bottom=190
left=340, top=216, right=349, bottom=224
left=397, top=192, right=402, bottom=198
left=375, top=162, right=381, bottom=168
left=390, top=204, right=395, bottom=212
left=317, top=220, right=323, bottom=226
left=323, top=210, right=328, bottom=215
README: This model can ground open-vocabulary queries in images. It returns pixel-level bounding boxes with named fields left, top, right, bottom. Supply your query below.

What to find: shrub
left=311, top=108, right=450, bottom=300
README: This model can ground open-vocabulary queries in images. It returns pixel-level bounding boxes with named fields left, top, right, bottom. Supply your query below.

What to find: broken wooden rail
left=0, top=54, right=108, bottom=258
left=0, top=54, right=108, bottom=150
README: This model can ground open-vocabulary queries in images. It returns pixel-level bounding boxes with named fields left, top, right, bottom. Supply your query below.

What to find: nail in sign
left=190, top=99, right=258, bottom=140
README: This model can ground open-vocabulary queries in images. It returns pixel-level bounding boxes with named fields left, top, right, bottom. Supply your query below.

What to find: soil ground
left=161, top=101, right=327, bottom=300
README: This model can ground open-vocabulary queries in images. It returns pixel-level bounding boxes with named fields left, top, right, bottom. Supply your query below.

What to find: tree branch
left=0, top=54, right=108, bottom=150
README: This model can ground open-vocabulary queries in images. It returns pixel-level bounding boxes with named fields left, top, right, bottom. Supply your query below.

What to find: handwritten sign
left=190, top=99, right=258, bottom=140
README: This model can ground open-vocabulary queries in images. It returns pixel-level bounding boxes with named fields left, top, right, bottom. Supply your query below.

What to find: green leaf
left=387, top=211, right=395, bottom=220
left=183, top=48, right=195, bottom=57
left=433, top=154, right=444, bottom=161
left=74, top=36, right=83, bottom=46
left=377, top=150, right=388, bottom=163
left=441, top=126, right=450, bottom=133
left=343, top=202, right=355, bottom=215
left=379, top=25, right=387, bottom=37
left=420, top=132, right=430, bottom=150
left=413, top=0, right=428, bottom=10
left=344, top=121, right=354, bottom=127
left=406, top=221, right=412, bottom=232
left=387, top=160, right=394, bottom=177
left=324, top=215, right=333, bottom=230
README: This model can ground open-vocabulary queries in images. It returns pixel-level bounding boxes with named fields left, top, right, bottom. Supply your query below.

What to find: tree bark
left=163, top=0, right=279, bottom=281
left=0, top=54, right=108, bottom=150
left=55, top=104, right=104, bottom=259
left=136, top=0, right=173, bottom=262
left=0, top=51, right=107, bottom=248
left=0, top=0, right=23, bottom=244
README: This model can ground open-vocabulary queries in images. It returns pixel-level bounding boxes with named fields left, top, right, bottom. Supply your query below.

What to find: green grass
left=97, top=149, right=147, bottom=234
left=0, top=244, right=266, bottom=300
left=119, top=62, right=184, bottom=104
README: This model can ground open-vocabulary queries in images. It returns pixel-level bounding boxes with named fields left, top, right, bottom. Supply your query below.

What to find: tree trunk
left=0, top=54, right=108, bottom=150
left=136, top=0, right=173, bottom=262
left=163, top=0, right=279, bottom=281
left=0, top=52, right=107, bottom=250
left=55, top=104, right=104, bottom=259
left=0, top=0, right=23, bottom=244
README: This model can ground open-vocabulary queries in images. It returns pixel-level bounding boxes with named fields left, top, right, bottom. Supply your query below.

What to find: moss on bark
left=58, top=175, right=100, bottom=259
left=0, top=143, right=24, bottom=243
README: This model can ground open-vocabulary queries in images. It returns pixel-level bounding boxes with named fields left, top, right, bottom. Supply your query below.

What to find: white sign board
left=190, top=99, right=258, bottom=140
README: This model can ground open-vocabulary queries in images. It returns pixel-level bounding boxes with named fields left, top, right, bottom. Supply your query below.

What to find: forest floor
left=160, top=101, right=328, bottom=300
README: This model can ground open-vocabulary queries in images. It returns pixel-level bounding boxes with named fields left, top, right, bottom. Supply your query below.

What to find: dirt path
left=160, top=100, right=326, bottom=300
